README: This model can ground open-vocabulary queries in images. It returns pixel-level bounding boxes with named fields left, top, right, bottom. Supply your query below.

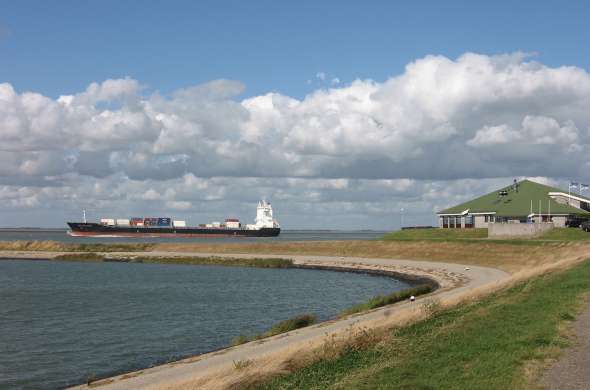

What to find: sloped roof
left=438, top=180, right=590, bottom=216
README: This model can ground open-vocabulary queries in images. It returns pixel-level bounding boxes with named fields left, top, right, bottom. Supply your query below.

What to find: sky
left=1, top=1, right=590, bottom=228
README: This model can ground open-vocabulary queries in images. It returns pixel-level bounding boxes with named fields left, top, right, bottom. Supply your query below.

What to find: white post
left=548, top=200, right=551, bottom=223
left=83, top=209, right=87, bottom=223
left=539, top=200, right=542, bottom=223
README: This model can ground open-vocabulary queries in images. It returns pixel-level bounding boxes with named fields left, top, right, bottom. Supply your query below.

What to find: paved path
left=14, top=251, right=507, bottom=390
left=542, top=298, right=590, bottom=390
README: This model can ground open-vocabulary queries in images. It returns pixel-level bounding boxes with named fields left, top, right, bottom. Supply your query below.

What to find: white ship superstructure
left=247, top=200, right=280, bottom=230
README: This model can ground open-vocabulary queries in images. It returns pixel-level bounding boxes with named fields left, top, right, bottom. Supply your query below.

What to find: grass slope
left=539, top=227, right=590, bottom=241
left=233, top=314, right=317, bottom=346
left=261, top=260, right=590, bottom=389
left=339, top=284, right=433, bottom=317
left=381, top=228, right=488, bottom=241
left=52, top=254, right=293, bottom=268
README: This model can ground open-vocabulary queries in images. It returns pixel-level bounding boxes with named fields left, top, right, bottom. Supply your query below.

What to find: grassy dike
left=0, top=240, right=155, bottom=252
left=258, top=260, right=590, bottom=389
left=52, top=253, right=294, bottom=268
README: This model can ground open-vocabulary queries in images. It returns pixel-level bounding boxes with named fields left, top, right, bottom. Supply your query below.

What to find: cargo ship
left=67, top=200, right=280, bottom=238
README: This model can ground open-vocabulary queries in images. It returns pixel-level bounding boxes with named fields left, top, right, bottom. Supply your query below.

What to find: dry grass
left=0, top=240, right=154, bottom=252
left=153, top=240, right=590, bottom=273
left=158, top=251, right=590, bottom=390
left=3, top=239, right=590, bottom=273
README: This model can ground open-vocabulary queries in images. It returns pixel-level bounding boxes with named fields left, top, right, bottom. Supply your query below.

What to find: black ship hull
left=67, top=223, right=280, bottom=238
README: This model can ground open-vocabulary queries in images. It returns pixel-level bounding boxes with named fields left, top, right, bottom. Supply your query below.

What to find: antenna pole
left=83, top=209, right=87, bottom=223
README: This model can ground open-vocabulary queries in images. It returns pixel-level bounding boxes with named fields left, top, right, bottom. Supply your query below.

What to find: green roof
left=438, top=180, right=590, bottom=217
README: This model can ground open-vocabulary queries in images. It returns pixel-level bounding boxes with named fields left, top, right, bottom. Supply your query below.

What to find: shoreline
left=0, top=249, right=507, bottom=389
left=37, top=251, right=505, bottom=390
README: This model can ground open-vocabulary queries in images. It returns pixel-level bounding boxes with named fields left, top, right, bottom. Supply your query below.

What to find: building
left=437, top=179, right=590, bottom=229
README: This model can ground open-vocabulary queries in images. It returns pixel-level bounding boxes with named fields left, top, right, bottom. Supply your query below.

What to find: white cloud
left=3, top=52, right=590, bottom=227
left=468, top=115, right=579, bottom=147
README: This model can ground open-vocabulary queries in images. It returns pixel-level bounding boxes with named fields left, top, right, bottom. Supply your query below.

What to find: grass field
left=540, top=227, right=590, bottom=241
left=259, top=259, right=590, bottom=390
left=382, top=227, right=590, bottom=242
left=0, top=240, right=154, bottom=252
left=381, top=228, right=488, bottom=241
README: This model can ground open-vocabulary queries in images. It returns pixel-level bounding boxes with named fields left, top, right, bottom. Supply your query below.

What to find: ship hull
left=67, top=223, right=280, bottom=238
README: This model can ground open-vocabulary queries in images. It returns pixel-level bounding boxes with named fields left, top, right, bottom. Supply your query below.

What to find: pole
left=539, top=200, right=541, bottom=223
left=83, top=209, right=87, bottom=223
left=548, top=200, right=551, bottom=223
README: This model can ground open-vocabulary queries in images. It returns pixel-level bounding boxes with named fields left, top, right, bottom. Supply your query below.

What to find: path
left=542, top=297, right=590, bottom=390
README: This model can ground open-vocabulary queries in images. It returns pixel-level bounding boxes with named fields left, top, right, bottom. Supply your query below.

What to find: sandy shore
left=1, top=250, right=510, bottom=389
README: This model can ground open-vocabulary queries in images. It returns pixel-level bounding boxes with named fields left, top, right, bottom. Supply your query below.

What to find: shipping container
left=225, top=221, right=240, bottom=229
left=116, top=219, right=130, bottom=225
left=173, top=220, right=186, bottom=227
left=130, top=218, right=143, bottom=226
left=143, top=217, right=158, bottom=226
left=212, top=221, right=221, bottom=228
left=157, top=217, right=171, bottom=226
left=135, top=222, right=144, bottom=227
left=100, top=218, right=115, bottom=226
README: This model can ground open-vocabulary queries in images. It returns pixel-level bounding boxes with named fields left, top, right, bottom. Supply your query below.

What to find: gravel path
left=542, top=298, right=590, bottom=390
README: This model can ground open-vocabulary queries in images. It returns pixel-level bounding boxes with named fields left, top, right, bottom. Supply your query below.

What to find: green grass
left=51, top=254, right=293, bottom=268
left=339, top=284, right=434, bottom=317
left=381, top=228, right=488, bottom=241
left=232, top=314, right=317, bottom=346
left=260, top=260, right=590, bottom=390
left=53, top=253, right=106, bottom=261
left=539, top=227, right=590, bottom=241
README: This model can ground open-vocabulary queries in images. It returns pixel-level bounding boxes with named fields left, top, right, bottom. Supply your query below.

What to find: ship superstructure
left=67, top=200, right=280, bottom=238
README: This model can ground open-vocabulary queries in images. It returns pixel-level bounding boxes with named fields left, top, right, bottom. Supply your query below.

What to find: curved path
left=56, top=252, right=509, bottom=390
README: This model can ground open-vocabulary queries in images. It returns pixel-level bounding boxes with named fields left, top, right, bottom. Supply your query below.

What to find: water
left=0, top=259, right=410, bottom=390
left=0, top=229, right=387, bottom=243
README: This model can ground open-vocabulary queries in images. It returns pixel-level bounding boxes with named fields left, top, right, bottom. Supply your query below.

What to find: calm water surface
left=0, top=259, right=410, bottom=390
left=0, top=229, right=387, bottom=243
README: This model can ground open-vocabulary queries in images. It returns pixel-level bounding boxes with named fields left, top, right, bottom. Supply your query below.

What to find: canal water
left=0, top=229, right=388, bottom=243
left=0, top=259, right=410, bottom=389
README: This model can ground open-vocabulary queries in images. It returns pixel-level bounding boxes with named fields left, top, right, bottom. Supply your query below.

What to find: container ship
left=67, top=200, right=280, bottom=238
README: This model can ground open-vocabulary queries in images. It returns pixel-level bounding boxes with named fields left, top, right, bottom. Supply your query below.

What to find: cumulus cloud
left=468, top=115, right=579, bottom=147
left=3, top=52, right=590, bottom=227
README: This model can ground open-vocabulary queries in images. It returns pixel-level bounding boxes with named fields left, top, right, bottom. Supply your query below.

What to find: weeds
left=340, top=284, right=433, bottom=316
left=421, top=298, right=443, bottom=317
left=233, top=359, right=253, bottom=370
left=232, top=314, right=317, bottom=346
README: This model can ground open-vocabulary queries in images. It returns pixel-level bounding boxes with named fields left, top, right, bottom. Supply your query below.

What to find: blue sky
left=2, top=1, right=590, bottom=228
left=2, top=1, right=589, bottom=99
